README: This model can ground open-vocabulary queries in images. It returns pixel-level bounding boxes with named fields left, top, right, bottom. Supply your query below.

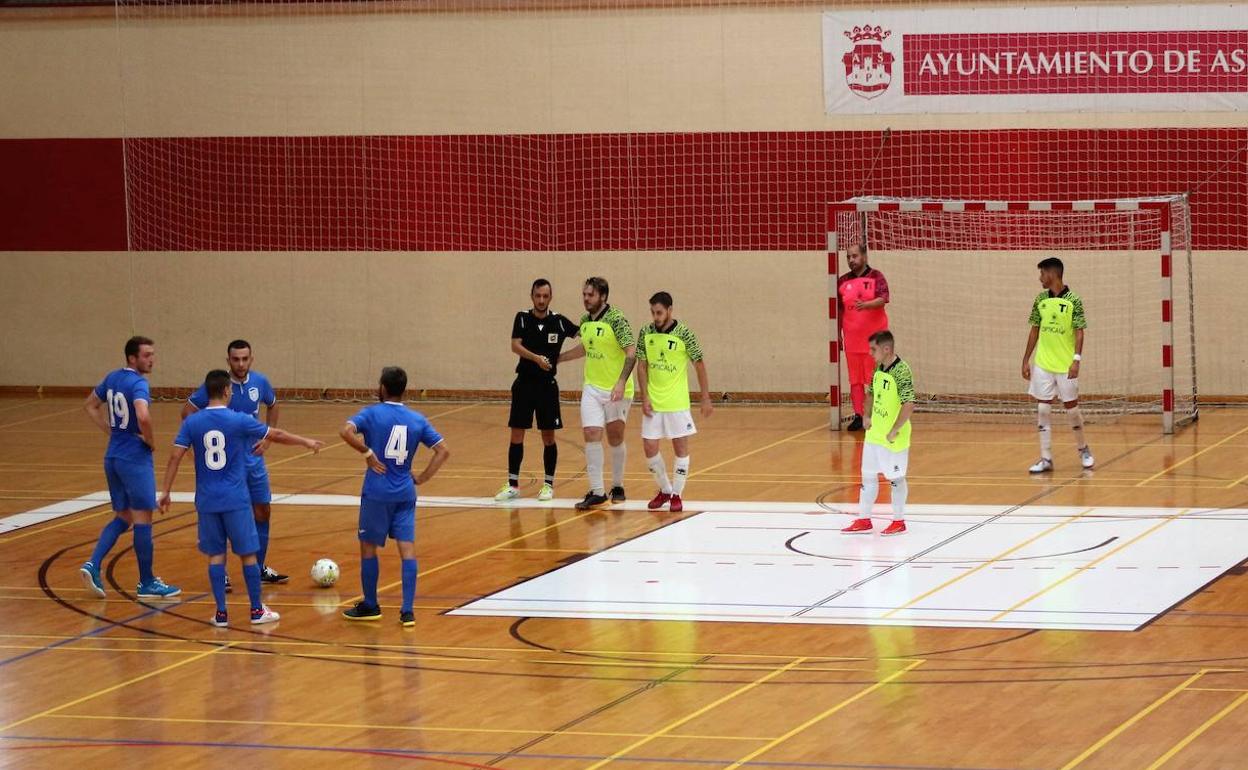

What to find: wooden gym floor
left=2, top=396, right=1247, bottom=769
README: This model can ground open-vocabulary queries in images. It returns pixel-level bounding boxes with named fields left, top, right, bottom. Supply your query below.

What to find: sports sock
left=543, top=443, right=557, bottom=486
left=361, top=556, right=380, bottom=607
left=242, top=562, right=263, bottom=612
left=858, top=474, right=879, bottom=520
left=610, top=442, right=627, bottom=489
left=208, top=563, right=228, bottom=613
left=132, top=523, right=155, bottom=584
left=850, top=384, right=866, bottom=417
left=672, top=456, right=691, bottom=496
left=401, top=558, right=418, bottom=614
left=647, top=454, right=672, bottom=494
left=585, top=442, right=605, bottom=495
left=508, top=442, right=524, bottom=486
left=1037, top=402, right=1053, bottom=459
left=1066, top=406, right=1087, bottom=450
left=90, top=516, right=130, bottom=567
left=890, top=478, right=908, bottom=521
left=255, top=519, right=271, bottom=571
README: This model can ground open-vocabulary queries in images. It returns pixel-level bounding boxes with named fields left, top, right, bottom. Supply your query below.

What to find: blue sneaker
left=136, top=576, right=182, bottom=599
left=80, top=562, right=105, bottom=598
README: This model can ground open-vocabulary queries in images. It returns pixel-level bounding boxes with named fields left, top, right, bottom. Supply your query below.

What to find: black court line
left=785, top=531, right=1119, bottom=565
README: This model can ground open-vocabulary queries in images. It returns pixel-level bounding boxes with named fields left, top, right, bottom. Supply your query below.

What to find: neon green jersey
left=579, top=305, right=635, bottom=398
left=1029, top=287, right=1086, bottom=374
left=638, top=320, right=703, bottom=412
left=866, top=357, right=915, bottom=452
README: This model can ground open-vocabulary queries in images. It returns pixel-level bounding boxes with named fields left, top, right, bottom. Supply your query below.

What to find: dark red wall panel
left=0, top=138, right=127, bottom=251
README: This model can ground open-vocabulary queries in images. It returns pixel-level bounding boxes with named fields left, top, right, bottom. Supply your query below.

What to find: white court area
left=7, top=493, right=1247, bottom=632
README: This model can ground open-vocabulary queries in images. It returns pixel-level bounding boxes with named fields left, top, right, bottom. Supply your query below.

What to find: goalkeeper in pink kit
left=838, top=244, right=891, bottom=431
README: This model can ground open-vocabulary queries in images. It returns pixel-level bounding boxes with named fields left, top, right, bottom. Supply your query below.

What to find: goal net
left=828, top=197, right=1196, bottom=434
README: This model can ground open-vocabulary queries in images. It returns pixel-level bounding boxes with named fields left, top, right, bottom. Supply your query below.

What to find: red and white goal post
left=827, top=197, right=1197, bottom=434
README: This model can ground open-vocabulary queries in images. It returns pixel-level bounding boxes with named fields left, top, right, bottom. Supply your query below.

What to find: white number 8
left=384, top=425, right=409, bottom=465
left=204, top=430, right=227, bottom=470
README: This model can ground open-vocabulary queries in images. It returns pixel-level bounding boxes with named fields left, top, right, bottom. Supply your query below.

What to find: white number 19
left=105, top=389, right=130, bottom=430
left=384, top=425, right=409, bottom=465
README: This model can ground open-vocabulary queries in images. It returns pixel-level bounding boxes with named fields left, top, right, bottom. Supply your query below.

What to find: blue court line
left=0, top=593, right=208, bottom=669
left=0, top=735, right=1038, bottom=770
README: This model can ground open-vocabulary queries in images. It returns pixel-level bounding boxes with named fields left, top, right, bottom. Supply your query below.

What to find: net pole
left=827, top=206, right=844, bottom=430
left=1158, top=202, right=1176, bottom=435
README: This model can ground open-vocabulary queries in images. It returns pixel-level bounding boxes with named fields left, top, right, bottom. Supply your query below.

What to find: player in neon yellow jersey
left=842, top=330, right=913, bottom=537
left=558, top=277, right=637, bottom=510
left=636, top=292, right=712, bottom=514
left=1021, top=257, right=1093, bottom=473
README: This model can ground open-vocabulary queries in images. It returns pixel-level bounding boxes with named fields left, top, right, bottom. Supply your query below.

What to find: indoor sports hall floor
left=2, top=397, right=1248, bottom=770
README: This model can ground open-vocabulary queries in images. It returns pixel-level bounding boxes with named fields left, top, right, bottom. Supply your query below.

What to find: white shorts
left=641, top=410, right=697, bottom=440
left=580, top=384, right=632, bottom=429
left=1028, top=366, right=1079, bottom=403
left=862, top=441, right=909, bottom=481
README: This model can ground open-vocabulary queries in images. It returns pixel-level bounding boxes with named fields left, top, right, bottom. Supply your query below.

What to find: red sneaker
left=881, top=520, right=907, bottom=536
left=648, top=492, right=672, bottom=510
left=669, top=495, right=683, bottom=513
left=841, top=518, right=873, bottom=534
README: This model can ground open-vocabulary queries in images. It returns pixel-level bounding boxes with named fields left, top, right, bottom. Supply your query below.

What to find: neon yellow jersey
left=638, top=320, right=703, bottom=412
left=866, top=357, right=915, bottom=452
left=579, top=305, right=635, bottom=398
left=1029, top=287, right=1086, bottom=374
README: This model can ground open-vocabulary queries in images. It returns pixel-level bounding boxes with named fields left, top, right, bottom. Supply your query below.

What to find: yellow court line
left=1188, top=687, right=1248, bottom=693
left=1057, top=669, right=1208, bottom=770
left=0, top=506, right=113, bottom=544
left=688, top=423, right=828, bottom=478
left=0, top=642, right=235, bottom=733
left=0, top=406, right=84, bottom=431
left=0, top=399, right=40, bottom=415
left=1225, top=471, right=1248, bottom=490
left=882, top=508, right=1095, bottom=619
left=990, top=509, right=1191, bottom=622
left=1137, top=423, right=1248, bottom=487
left=581, top=656, right=809, bottom=770
left=1144, top=691, right=1248, bottom=770
left=723, top=659, right=925, bottom=770
left=45, top=713, right=774, bottom=742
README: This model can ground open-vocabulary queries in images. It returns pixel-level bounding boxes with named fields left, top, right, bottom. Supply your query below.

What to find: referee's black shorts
left=509, top=377, right=563, bottom=431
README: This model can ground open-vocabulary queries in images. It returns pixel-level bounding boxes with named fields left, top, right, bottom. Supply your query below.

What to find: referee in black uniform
left=495, top=279, right=580, bottom=502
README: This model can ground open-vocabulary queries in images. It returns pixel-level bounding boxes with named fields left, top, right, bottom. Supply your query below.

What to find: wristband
left=363, top=448, right=375, bottom=458
left=1072, top=354, right=1082, bottom=362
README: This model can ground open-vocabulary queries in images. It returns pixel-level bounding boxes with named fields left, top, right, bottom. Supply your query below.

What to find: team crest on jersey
left=842, top=25, right=894, bottom=100
left=249, top=387, right=260, bottom=402
left=548, top=333, right=559, bottom=344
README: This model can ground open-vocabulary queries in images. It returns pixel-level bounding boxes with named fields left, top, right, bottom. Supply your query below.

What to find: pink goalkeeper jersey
left=838, top=267, right=890, bottom=353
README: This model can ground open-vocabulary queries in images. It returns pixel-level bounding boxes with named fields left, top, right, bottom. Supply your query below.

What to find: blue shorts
left=358, top=498, right=416, bottom=546
left=246, top=457, right=272, bottom=506
left=198, top=508, right=260, bottom=556
left=104, top=457, right=157, bottom=513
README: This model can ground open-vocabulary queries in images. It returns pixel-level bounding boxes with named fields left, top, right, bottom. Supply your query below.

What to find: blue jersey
left=348, top=402, right=443, bottom=503
left=94, top=368, right=153, bottom=463
left=188, top=372, right=275, bottom=419
left=174, top=407, right=271, bottom=515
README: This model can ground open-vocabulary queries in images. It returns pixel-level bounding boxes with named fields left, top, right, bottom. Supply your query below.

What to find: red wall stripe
left=1, top=129, right=1243, bottom=252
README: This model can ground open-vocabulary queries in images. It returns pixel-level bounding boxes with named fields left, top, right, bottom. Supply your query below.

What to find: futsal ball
left=311, top=558, right=340, bottom=587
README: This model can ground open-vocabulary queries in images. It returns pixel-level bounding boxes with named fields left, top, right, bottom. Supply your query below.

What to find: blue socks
left=255, top=519, right=271, bottom=570
left=242, top=562, right=263, bottom=612
left=361, top=556, right=380, bottom=607
left=132, top=524, right=154, bottom=584
left=208, top=563, right=227, bottom=613
left=90, top=516, right=130, bottom=567
left=401, top=559, right=418, bottom=614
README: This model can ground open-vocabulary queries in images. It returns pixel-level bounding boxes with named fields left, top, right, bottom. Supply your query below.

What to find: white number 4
left=384, top=425, right=409, bottom=465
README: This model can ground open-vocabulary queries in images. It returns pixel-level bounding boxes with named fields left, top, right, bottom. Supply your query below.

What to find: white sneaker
left=250, top=605, right=280, bottom=625
left=494, top=484, right=521, bottom=502
left=1029, top=457, right=1054, bottom=474
left=1080, top=447, right=1095, bottom=469
left=538, top=483, right=554, bottom=502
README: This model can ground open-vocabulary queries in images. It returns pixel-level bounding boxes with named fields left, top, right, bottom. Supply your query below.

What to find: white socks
left=1037, top=402, right=1053, bottom=459
left=858, top=474, right=879, bottom=519
left=672, top=456, right=690, bottom=496
left=610, top=442, right=627, bottom=489
left=585, top=442, right=605, bottom=495
left=1067, top=405, right=1087, bottom=449
left=647, top=454, right=672, bottom=494
left=890, top=478, right=908, bottom=521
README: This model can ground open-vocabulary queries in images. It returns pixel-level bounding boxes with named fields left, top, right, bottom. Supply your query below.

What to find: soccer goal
left=827, top=197, right=1196, bottom=434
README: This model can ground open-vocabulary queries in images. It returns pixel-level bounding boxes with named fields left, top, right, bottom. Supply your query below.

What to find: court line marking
left=881, top=508, right=1096, bottom=619
left=1145, top=692, right=1248, bottom=770
left=0, top=406, right=83, bottom=431
left=1187, top=687, right=1248, bottom=693
left=688, top=423, right=828, bottom=479
left=990, top=509, right=1191, bottom=622
left=1225, top=470, right=1248, bottom=490
left=722, top=659, right=925, bottom=770
left=0, top=399, right=39, bottom=415
left=42, top=713, right=774, bottom=743
left=1137, top=423, right=1248, bottom=487
left=0, top=642, right=235, bottom=733
left=580, top=656, right=809, bottom=770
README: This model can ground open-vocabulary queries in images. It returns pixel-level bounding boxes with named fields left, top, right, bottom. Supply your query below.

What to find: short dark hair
left=531, top=278, right=551, bottom=294
left=227, top=339, right=251, bottom=354
left=1037, top=257, right=1064, bottom=275
left=850, top=243, right=868, bottom=258
left=124, top=336, right=154, bottom=360
left=379, top=366, right=408, bottom=399
left=584, top=276, right=609, bottom=299
left=204, top=369, right=231, bottom=400
left=649, top=291, right=673, bottom=308
left=868, top=330, right=895, bottom=347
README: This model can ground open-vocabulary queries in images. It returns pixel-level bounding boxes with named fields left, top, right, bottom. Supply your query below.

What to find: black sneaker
left=399, top=611, right=415, bottom=628
left=261, top=566, right=289, bottom=584
left=342, top=601, right=383, bottom=621
left=609, top=486, right=626, bottom=503
left=847, top=415, right=864, bottom=432
left=575, top=491, right=609, bottom=511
